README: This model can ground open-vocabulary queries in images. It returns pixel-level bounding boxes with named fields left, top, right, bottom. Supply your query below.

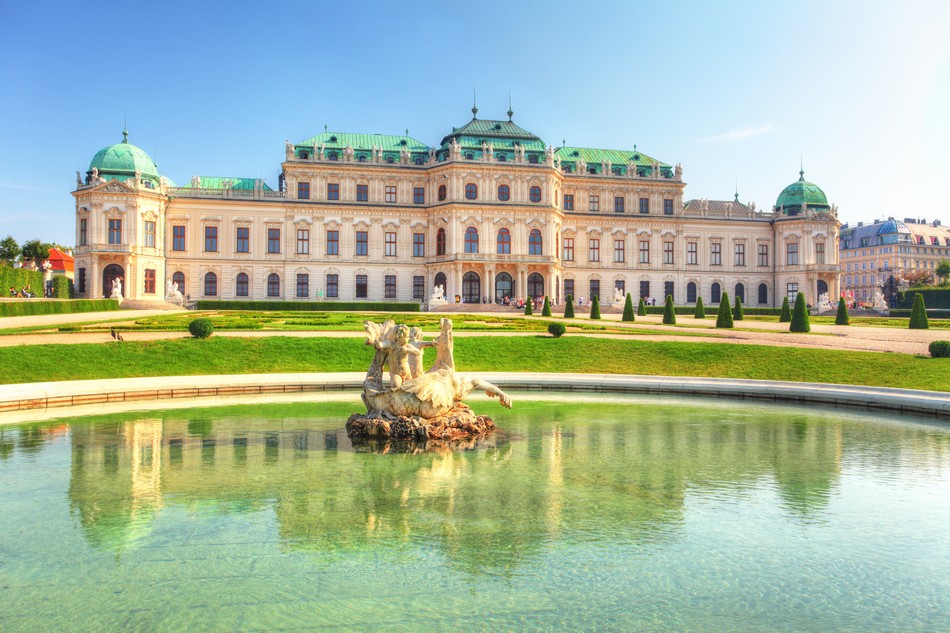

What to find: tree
left=590, top=294, right=601, bottom=319
left=883, top=275, right=899, bottom=306
left=790, top=292, right=810, bottom=333
left=694, top=296, right=705, bottom=319
left=904, top=270, right=934, bottom=288
left=622, top=293, right=635, bottom=321
left=20, top=239, right=50, bottom=263
left=564, top=294, right=575, bottom=318
left=0, top=236, right=21, bottom=263
left=524, top=299, right=533, bottom=316
left=909, top=293, right=929, bottom=329
left=937, top=260, right=950, bottom=286
left=779, top=296, right=792, bottom=322
left=637, top=297, right=647, bottom=316
left=733, top=295, right=744, bottom=321
left=662, top=295, right=676, bottom=324
left=716, top=291, right=733, bottom=328
left=835, top=295, right=850, bottom=325
left=541, top=295, right=552, bottom=317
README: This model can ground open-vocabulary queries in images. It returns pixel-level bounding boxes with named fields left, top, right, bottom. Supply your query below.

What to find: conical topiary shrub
left=622, top=293, right=635, bottom=322
left=662, top=295, right=676, bottom=324
left=734, top=295, right=744, bottom=321
left=590, top=294, right=601, bottom=319
left=694, top=296, right=705, bottom=319
left=542, top=295, right=552, bottom=317
left=909, top=293, right=929, bottom=329
left=524, top=299, right=533, bottom=316
left=835, top=295, right=850, bottom=325
left=564, top=294, right=575, bottom=319
left=779, top=296, right=792, bottom=322
left=637, top=297, right=647, bottom=316
left=716, top=291, right=733, bottom=328
left=790, top=292, right=810, bottom=332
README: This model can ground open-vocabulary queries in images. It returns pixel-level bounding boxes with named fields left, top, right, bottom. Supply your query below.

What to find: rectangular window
left=413, top=187, right=425, bottom=205
left=236, top=227, right=249, bottom=253
left=664, top=241, right=674, bottom=265
left=356, top=184, right=368, bottom=202
left=143, top=221, right=155, bottom=248
left=614, top=196, right=625, bottom=213
left=640, top=280, right=650, bottom=299
left=108, top=219, right=122, bottom=245
left=711, top=243, right=722, bottom=266
left=639, top=240, right=650, bottom=264
left=172, top=225, right=185, bottom=251
left=589, top=195, right=599, bottom=212
left=589, top=238, right=600, bottom=262
left=326, top=274, right=339, bottom=298
left=816, top=242, right=826, bottom=264
left=614, top=239, right=625, bottom=263
left=144, top=269, right=156, bottom=294
left=385, top=274, right=397, bottom=299
left=413, top=233, right=425, bottom=257
left=590, top=279, right=600, bottom=302
left=355, top=231, right=368, bottom=256
left=564, top=279, right=574, bottom=301
left=664, top=281, right=674, bottom=301
left=296, top=229, right=309, bottom=255
left=563, top=237, right=574, bottom=261
left=297, top=181, right=310, bottom=200
left=564, top=194, right=574, bottom=211
left=326, top=230, right=339, bottom=255
left=296, top=273, right=309, bottom=298
left=385, top=232, right=397, bottom=257
left=615, top=280, right=625, bottom=297
left=356, top=274, right=368, bottom=298
left=327, top=182, right=339, bottom=200
left=758, top=244, right=769, bottom=266
left=664, top=199, right=674, bottom=215
left=639, top=197, right=649, bottom=214
left=385, top=185, right=396, bottom=203
left=787, top=243, right=799, bottom=266
left=735, top=243, right=745, bottom=266
left=204, top=226, right=218, bottom=252
left=78, top=268, right=86, bottom=294
left=268, top=228, right=281, bottom=254
left=787, top=282, right=799, bottom=303
left=79, top=219, right=87, bottom=246
left=412, top=275, right=424, bottom=300
left=687, top=241, right=698, bottom=265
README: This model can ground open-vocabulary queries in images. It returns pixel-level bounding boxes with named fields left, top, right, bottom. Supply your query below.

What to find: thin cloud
left=700, top=123, right=775, bottom=143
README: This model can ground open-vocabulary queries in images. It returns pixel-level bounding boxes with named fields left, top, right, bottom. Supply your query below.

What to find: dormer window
left=358, top=155, right=367, bottom=162
left=386, top=155, right=395, bottom=163
left=465, top=153, right=474, bottom=160
left=414, top=157, right=424, bottom=165
left=299, top=151, right=310, bottom=159
left=497, top=154, right=506, bottom=162
left=329, top=136, right=338, bottom=143
left=327, top=152, right=338, bottom=161
left=611, top=167, right=622, bottom=176
left=528, top=154, right=539, bottom=164
left=563, top=164, right=572, bottom=173
left=588, top=167, right=597, bottom=174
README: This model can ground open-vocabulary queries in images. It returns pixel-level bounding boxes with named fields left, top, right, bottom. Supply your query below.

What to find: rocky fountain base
left=346, top=403, right=495, bottom=442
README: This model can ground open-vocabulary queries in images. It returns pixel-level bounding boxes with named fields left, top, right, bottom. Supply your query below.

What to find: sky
left=1, top=0, right=948, bottom=246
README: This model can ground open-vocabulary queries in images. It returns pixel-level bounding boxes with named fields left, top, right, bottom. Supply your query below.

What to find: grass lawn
left=3, top=335, right=947, bottom=391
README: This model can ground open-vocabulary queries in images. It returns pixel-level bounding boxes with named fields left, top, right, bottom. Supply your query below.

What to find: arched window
left=204, top=272, right=217, bottom=297
left=327, top=151, right=338, bottom=161
left=711, top=282, right=721, bottom=304
left=434, top=272, right=447, bottom=295
left=438, top=184, right=447, bottom=201
left=414, top=157, right=424, bottom=165
left=465, top=183, right=478, bottom=200
left=735, top=283, right=745, bottom=304
left=528, top=154, right=539, bottom=164
left=758, top=283, right=768, bottom=305
left=437, top=228, right=446, bottom=256
left=236, top=272, right=249, bottom=297
left=495, top=272, right=513, bottom=299
left=529, top=186, right=542, bottom=203
left=497, top=228, right=511, bottom=254
left=267, top=273, right=280, bottom=297
left=172, top=271, right=185, bottom=294
left=527, top=273, right=544, bottom=299
left=464, top=227, right=479, bottom=253
left=529, top=229, right=543, bottom=255
left=465, top=153, right=474, bottom=160
left=686, top=282, right=697, bottom=303
left=386, top=155, right=395, bottom=163
left=462, top=271, right=480, bottom=303
left=497, top=153, right=506, bottom=162
left=497, top=184, right=510, bottom=201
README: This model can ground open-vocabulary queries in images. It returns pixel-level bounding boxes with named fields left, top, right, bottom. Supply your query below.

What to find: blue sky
left=1, top=0, right=948, bottom=245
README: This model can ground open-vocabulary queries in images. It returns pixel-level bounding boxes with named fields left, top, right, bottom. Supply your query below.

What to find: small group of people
left=8, top=285, right=36, bottom=298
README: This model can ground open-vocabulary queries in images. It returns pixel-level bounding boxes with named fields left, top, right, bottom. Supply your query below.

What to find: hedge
left=0, top=266, right=43, bottom=295
left=896, top=288, right=950, bottom=310
left=51, top=276, right=73, bottom=299
left=0, top=299, right=120, bottom=317
left=889, top=309, right=950, bottom=319
left=640, top=306, right=782, bottom=316
left=194, top=300, right=421, bottom=312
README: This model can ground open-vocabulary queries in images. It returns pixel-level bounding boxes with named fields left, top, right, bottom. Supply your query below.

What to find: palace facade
left=72, top=110, right=840, bottom=307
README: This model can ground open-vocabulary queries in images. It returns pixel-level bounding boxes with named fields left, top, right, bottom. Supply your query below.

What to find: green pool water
left=1, top=393, right=948, bottom=632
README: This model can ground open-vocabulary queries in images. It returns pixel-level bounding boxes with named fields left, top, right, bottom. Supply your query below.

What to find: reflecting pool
left=1, top=394, right=948, bottom=632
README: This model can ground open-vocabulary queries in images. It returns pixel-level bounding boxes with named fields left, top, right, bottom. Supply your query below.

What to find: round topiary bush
left=929, top=340, right=950, bottom=358
left=548, top=322, right=566, bottom=338
left=188, top=318, right=215, bottom=339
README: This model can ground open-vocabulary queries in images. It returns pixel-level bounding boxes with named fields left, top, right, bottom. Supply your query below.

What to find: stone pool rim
left=0, top=372, right=948, bottom=424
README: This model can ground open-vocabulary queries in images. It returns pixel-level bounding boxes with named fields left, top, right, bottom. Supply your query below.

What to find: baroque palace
left=72, top=108, right=840, bottom=307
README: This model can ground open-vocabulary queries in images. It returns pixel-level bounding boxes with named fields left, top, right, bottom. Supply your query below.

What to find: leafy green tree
left=637, top=297, right=647, bottom=316
left=0, top=236, right=21, bottom=263
left=541, top=295, right=552, bottom=317
left=524, top=299, right=533, bottom=316
left=790, top=293, right=810, bottom=333
left=590, top=294, right=601, bottom=319
left=622, top=293, right=635, bottom=322
left=937, top=260, right=950, bottom=286
left=694, top=297, right=705, bottom=319
left=779, top=296, right=792, bottom=322
left=733, top=295, right=744, bottom=321
left=564, top=294, right=575, bottom=319
left=20, top=239, right=50, bottom=263
left=835, top=295, right=850, bottom=325
left=909, top=293, right=929, bottom=329
left=662, top=295, right=676, bottom=324
left=716, top=291, right=733, bottom=328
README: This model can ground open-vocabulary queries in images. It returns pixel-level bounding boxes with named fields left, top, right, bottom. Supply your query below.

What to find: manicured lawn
left=3, top=335, right=947, bottom=391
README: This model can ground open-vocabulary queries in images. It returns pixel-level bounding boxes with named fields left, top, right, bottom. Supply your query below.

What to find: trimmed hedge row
left=50, top=276, right=73, bottom=299
left=896, top=288, right=950, bottom=309
left=0, top=266, right=43, bottom=295
left=888, top=309, right=950, bottom=319
left=639, top=306, right=783, bottom=316
left=0, top=299, right=120, bottom=317
left=194, top=300, right=421, bottom=312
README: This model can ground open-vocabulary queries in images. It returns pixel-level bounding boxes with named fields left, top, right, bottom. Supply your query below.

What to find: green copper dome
left=774, top=170, right=829, bottom=215
left=87, top=130, right=160, bottom=183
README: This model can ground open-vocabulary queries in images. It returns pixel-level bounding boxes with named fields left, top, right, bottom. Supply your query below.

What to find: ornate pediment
left=95, top=179, right=135, bottom=194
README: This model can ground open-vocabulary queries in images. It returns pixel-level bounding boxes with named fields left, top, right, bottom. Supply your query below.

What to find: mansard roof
left=180, top=176, right=273, bottom=191
left=296, top=132, right=431, bottom=154
left=556, top=146, right=671, bottom=176
left=684, top=198, right=753, bottom=213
